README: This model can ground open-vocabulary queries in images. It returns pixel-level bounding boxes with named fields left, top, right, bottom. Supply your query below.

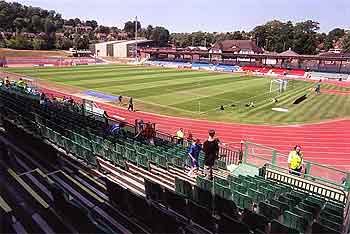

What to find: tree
left=124, top=21, right=141, bottom=38
left=96, top=25, right=110, bottom=34
left=55, top=36, right=73, bottom=50
left=65, top=18, right=76, bottom=26
left=5, top=35, right=32, bottom=49
left=31, top=15, right=42, bottom=32
left=150, top=27, right=170, bottom=47
left=73, top=34, right=89, bottom=49
left=13, top=17, right=26, bottom=32
left=293, top=20, right=320, bottom=54
left=44, top=18, right=55, bottom=34
left=145, top=25, right=153, bottom=39
left=341, top=32, right=350, bottom=53
left=86, top=20, right=98, bottom=30
left=324, top=28, right=345, bottom=51
left=32, top=38, right=46, bottom=50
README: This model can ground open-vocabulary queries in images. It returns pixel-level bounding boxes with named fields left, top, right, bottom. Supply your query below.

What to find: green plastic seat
left=233, top=192, right=253, bottom=210
left=193, top=186, right=213, bottom=210
left=282, top=211, right=308, bottom=233
left=92, top=141, right=106, bottom=158
left=214, top=182, right=231, bottom=200
left=319, top=217, right=342, bottom=232
left=270, top=199, right=289, bottom=213
left=236, top=184, right=248, bottom=194
left=157, top=154, right=168, bottom=169
left=292, top=207, right=313, bottom=224
left=175, top=177, right=192, bottom=198
left=125, top=146, right=137, bottom=164
left=214, top=176, right=229, bottom=187
left=196, top=176, right=213, bottom=192
left=324, top=203, right=344, bottom=217
left=260, top=187, right=275, bottom=199
left=258, top=201, right=280, bottom=220
left=172, top=155, right=185, bottom=169
left=248, top=188, right=265, bottom=204
left=216, top=159, right=227, bottom=170
left=230, top=181, right=241, bottom=192
left=244, top=180, right=258, bottom=190
left=137, top=152, right=149, bottom=169
left=278, top=195, right=295, bottom=208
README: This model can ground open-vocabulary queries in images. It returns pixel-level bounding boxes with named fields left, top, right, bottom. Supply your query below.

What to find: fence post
left=243, top=142, right=248, bottom=163
left=271, top=150, right=277, bottom=166
left=305, top=161, right=311, bottom=175
left=345, top=173, right=350, bottom=192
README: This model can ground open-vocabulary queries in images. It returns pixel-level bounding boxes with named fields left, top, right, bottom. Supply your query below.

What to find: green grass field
left=4, top=64, right=350, bottom=124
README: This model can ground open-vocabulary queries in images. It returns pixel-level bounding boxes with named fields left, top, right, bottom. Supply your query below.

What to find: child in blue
left=187, top=139, right=202, bottom=177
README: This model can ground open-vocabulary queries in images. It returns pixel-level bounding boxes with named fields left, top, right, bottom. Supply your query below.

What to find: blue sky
left=11, top=0, right=350, bottom=33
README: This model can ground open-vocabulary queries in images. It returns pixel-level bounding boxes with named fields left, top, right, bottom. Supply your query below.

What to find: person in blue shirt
left=108, top=122, right=126, bottom=138
left=187, top=139, right=202, bottom=177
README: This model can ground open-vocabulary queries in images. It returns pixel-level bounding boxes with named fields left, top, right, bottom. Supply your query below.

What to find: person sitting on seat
left=288, top=145, right=304, bottom=176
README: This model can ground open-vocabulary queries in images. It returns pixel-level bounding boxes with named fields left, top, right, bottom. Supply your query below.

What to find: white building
left=92, top=39, right=153, bottom=58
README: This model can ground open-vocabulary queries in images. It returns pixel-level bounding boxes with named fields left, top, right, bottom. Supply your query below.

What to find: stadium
left=1, top=1, right=350, bottom=234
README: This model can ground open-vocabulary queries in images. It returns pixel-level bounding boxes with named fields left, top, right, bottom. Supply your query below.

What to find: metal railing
left=243, top=141, right=350, bottom=192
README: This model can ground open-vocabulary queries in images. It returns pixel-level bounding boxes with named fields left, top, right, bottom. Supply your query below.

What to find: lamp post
left=135, top=16, right=138, bottom=62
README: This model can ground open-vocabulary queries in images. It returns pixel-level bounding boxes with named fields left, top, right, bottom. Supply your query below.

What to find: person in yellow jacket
left=288, top=145, right=304, bottom=176
left=175, top=128, right=185, bottom=145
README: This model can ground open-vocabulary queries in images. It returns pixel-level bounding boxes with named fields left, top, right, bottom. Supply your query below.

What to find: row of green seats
left=40, top=124, right=98, bottom=167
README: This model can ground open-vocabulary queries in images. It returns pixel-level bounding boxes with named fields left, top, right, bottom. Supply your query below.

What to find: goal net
left=270, top=79, right=288, bottom=93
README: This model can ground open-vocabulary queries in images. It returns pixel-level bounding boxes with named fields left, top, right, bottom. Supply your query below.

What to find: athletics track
left=39, top=86, right=350, bottom=172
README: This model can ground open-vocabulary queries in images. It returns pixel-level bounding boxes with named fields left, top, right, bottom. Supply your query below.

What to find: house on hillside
left=210, top=40, right=263, bottom=54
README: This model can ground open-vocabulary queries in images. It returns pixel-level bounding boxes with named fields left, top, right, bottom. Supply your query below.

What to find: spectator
left=135, top=122, right=155, bottom=145
left=187, top=132, right=194, bottom=143
left=128, top=97, right=134, bottom=111
left=16, top=78, right=26, bottom=89
left=108, top=122, right=126, bottom=138
left=203, top=130, right=220, bottom=180
left=4, top=78, right=10, bottom=88
left=137, top=119, right=144, bottom=134
left=176, top=128, right=185, bottom=145
left=288, top=145, right=304, bottom=176
left=187, top=139, right=202, bottom=177
left=40, top=93, right=46, bottom=105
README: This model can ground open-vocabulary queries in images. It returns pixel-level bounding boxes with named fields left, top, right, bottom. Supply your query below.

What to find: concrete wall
left=95, top=43, right=107, bottom=57
left=113, top=43, right=128, bottom=58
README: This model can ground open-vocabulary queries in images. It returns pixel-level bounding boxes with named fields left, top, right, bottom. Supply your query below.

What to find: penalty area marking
left=272, top=107, right=289, bottom=112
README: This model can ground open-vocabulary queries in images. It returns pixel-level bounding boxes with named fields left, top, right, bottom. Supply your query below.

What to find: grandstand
left=0, top=78, right=349, bottom=234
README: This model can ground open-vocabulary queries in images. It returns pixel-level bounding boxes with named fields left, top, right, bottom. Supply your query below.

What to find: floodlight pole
left=135, top=16, right=138, bottom=62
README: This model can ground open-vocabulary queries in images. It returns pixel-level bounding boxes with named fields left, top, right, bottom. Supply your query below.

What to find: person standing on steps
left=203, top=130, right=220, bottom=180
left=187, top=139, right=202, bottom=177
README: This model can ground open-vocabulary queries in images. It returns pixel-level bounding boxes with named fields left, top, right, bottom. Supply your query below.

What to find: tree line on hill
left=0, top=1, right=170, bottom=50
left=170, top=20, right=350, bottom=54
left=0, top=1, right=349, bottom=55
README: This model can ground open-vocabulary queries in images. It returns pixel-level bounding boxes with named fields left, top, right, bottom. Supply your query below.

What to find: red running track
left=40, top=87, right=350, bottom=171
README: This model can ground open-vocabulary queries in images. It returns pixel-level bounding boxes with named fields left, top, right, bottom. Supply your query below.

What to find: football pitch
left=4, top=64, right=350, bottom=124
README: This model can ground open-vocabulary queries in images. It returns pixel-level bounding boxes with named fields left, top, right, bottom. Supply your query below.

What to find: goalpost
left=270, top=79, right=288, bottom=93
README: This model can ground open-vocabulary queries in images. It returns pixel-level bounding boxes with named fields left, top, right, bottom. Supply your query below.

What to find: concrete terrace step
left=97, top=158, right=145, bottom=197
